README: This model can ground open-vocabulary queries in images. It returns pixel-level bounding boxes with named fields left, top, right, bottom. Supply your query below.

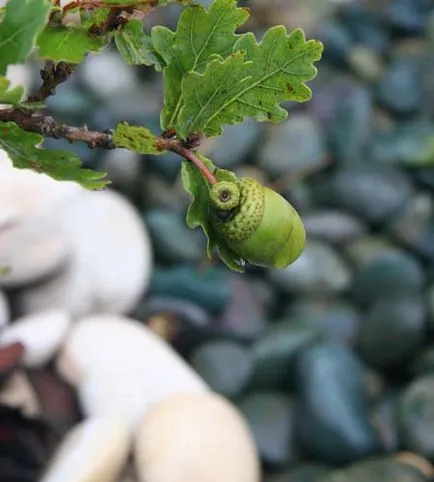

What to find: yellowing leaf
left=0, top=122, right=108, bottom=189
left=113, top=121, right=164, bottom=154
left=177, top=26, right=323, bottom=138
left=0, top=0, right=52, bottom=75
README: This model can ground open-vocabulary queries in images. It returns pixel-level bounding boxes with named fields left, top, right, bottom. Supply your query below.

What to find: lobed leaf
left=113, top=121, right=164, bottom=154
left=151, top=0, right=250, bottom=130
left=37, top=25, right=106, bottom=63
left=0, top=0, right=52, bottom=75
left=0, top=122, right=108, bottom=189
left=177, top=26, right=323, bottom=138
left=180, top=154, right=244, bottom=272
left=0, top=75, right=24, bottom=105
left=114, top=20, right=165, bottom=70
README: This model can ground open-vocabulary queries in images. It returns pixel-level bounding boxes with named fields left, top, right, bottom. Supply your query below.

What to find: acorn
left=209, top=177, right=306, bottom=269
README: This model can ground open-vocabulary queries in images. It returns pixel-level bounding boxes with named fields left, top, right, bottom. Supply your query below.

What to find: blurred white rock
left=41, top=416, right=131, bottom=482
left=0, top=290, right=9, bottom=328
left=16, top=188, right=153, bottom=317
left=135, top=392, right=261, bottom=482
left=57, top=314, right=208, bottom=430
left=0, top=310, right=71, bottom=367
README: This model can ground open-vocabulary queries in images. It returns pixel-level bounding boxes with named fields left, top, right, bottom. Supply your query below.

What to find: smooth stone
left=399, top=376, right=434, bottom=458
left=145, top=210, right=205, bottom=264
left=142, top=173, right=190, bottom=213
left=46, top=85, right=96, bottom=125
left=148, top=265, right=231, bottom=315
left=316, top=21, right=352, bottom=66
left=371, top=390, right=401, bottom=453
left=204, top=119, right=261, bottom=169
left=395, top=452, right=434, bottom=478
left=214, top=274, right=268, bottom=342
left=57, top=315, right=208, bottom=430
left=303, top=210, right=366, bottom=244
left=386, top=0, right=428, bottom=34
left=318, top=457, right=427, bottom=482
left=357, top=296, right=427, bottom=371
left=285, top=298, right=360, bottom=346
left=135, top=392, right=260, bottom=482
left=16, top=188, right=152, bottom=317
left=251, top=318, right=322, bottom=391
left=0, top=291, right=9, bottom=328
left=430, top=286, right=434, bottom=322
left=80, top=50, right=139, bottom=99
left=266, top=464, right=330, bottom=482
left=134, top=296, right=213, bottom=356
left=269, top=240, right=352, bottom=295
left=0, top=310, right=71, bottom=368
left=238, top=392, right=296, bottom=468
left=348, top=46, right=384, bottom=83
left=377, top=59, right=422, bottom=116
left=258, top=113, right=326, bottom=179
left=190, top=340, right=254, bottom=398
left=296, top=344, right=381, bottom=464
left=316, top=164, right=413, bottom=224
left=97, top=148, right=142, bottom=194
left=351, top=250, right=425, bottom=306
left=412, top=345, right=434, bottom=377
left=41, top=417, right=131, bottom=482
left=344, top=236, right=397, bottom=266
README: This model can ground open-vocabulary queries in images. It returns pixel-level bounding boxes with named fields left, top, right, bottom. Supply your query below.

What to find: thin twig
left=28, top=61, right=77, bottom=103
left=0, top=108, right=114, bottom=149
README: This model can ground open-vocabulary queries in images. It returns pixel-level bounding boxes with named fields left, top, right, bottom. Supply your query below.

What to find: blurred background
left=2, top=0, right=434, bottom=481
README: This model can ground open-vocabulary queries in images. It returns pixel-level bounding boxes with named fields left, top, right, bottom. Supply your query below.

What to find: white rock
left=41, top=417, right=131, bottom=482
left=0, top=371, right=40, bottom=416
left=0, top=290, right=9, bottom=328
left=135, top=392, right=260, bottom=482
left=17, top=188, right=153, bottom=317
left=0, top=310, right=71, bottom=367
left=57, top=315, right=208, bottom=430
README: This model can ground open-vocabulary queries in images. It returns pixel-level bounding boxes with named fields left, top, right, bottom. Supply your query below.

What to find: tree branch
left=0, top=108, right=114, bottom=149
left=28, top=61, right=76, bottom=103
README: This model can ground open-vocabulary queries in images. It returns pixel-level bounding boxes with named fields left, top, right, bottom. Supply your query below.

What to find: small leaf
left=0, top=122, right=108, bottom=189
left=177, top=26, right=323, bottom=138
left=151, top=0, right=250, bottom=130
left=0, top=0, right=52, bottom=75
left=0, top=75, right=24, bottom=105
left=115, top=20, right=165, bottom=70
left=113, top=121, right=164, bottom=154
left=37, top=25, right=107, bottom=63
left=80, top=7, right=111, bottom=28
left=180, top=154, right=244, bottom=272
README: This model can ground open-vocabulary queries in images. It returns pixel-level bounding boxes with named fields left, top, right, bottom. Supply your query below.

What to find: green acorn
left=209, top=177, right=306, bottom=269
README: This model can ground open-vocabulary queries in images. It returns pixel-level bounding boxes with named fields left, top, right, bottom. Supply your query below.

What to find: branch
left=0, top=108, right=114, bottom=149
left=28, top=61, right=76, bottom=103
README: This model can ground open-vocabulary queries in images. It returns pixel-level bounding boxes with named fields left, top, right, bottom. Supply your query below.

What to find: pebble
left=348, top=46, right=384, bottom=83
left=41, top=417, right=131, bottom=482
left=258, top=113, right=327, bottom=179
left=134, top=392, right=260, bottom=482
left=269, top=240, right=352, bottom=295
left=371, top=390, right=401, bottom=453
left=0, top=291, right=9, bottom=328
left=16, top=188, right=152, bottom=317
left=266, top=463, right=330, bottom=482
left=356, top=296, right=427, bottom=371
left=57, top=314, right=208, bottom=430
left=0, top=310, right=71, bottom=368
left=190, top=340, right=254, bottom=398
left=296, top=344, right=381, bottom=463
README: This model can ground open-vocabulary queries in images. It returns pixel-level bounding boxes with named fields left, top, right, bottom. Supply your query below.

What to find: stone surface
left=135, top=392, right=260, bottom=482
left=0, top=291, right=9, bottom=328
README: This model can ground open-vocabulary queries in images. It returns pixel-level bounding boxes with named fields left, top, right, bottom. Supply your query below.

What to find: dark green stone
left=189, top=340, right=253, bottom=398
left=356, top=296, right=427, bottom=370
left=296, top=344, right=381, bottom=463
left=147, top=265, right=231, bottom=315
left=318, top=457, right=427, bottom=482
left=238, top=392, right=297, bottom=467
left=351, top=250, right=426, bottom=306
left=371, top=390, right=401, bottom=453
left=399, top=375, right=434, bottom=458
left=412, top=345, right=434, bottom=377
left=266, top=464, right=331, bottom=482
left=250, top=318, right=322, bottom=391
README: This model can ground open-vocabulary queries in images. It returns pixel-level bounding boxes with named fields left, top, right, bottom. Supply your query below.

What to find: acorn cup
left=209, top=177, right=306, bottom=269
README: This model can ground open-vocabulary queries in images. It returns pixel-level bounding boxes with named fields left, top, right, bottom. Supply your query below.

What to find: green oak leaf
left=0, top=0, right=52, bottom=75
left=0, top=122, right=108, bottom=189
left=151, top=0, right=250, bottom=130
left=80, top=7, right=110, bottom=28
left=113, top=121, right=164, bottom=154
left=37, top=25, right=107, bottom=63
left=180, top=154, right=244, bottom=272
left=177, top=26, right=323, bottom=138
left=115, top=20, right=165, bottom=70
left=0, top=75, right=24, bottom=105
